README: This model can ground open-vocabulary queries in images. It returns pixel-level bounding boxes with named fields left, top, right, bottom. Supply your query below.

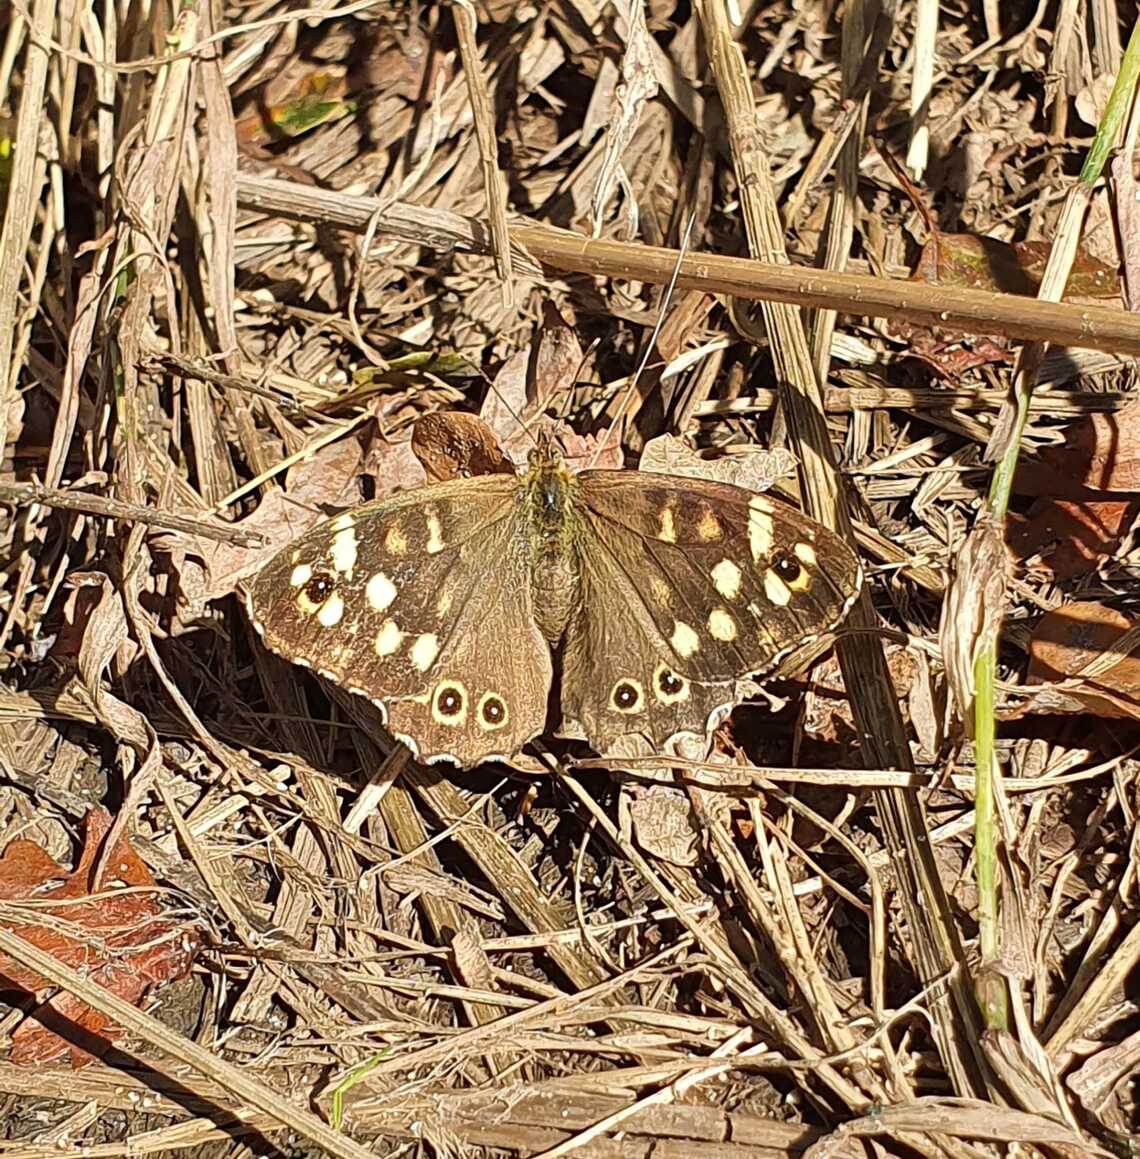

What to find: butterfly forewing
left=243, top=475, right=553, bottom=764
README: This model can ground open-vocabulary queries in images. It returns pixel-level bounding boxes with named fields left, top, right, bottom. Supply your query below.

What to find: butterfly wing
left=243, top=476, right=552, bottom=766
left=560, top=471, right=862, bottom=751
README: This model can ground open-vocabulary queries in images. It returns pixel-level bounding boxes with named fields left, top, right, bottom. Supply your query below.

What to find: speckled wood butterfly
left=243, top=441, right=862, bottom=766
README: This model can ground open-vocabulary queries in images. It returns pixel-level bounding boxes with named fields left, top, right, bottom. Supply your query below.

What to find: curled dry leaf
left=939, top=520, right=1011, bottom=733
left=1011, top=394, right=1140, bottom=578
left=640, top=433, right=796, bottom=492
left=481, top=302, right=584, bottom=461
left=590, top=0, right=659, bottom=236
left=1026, top=601, right=1140, bottom=720
left=0, top=808, right=199, bottom=1066
left=411, top=411, right=513, bottom=482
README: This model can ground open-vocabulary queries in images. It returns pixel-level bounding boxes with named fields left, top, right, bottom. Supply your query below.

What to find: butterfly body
left=519, top=446, right=585, bottom=642
left=244, top=447, right=862, bottom=766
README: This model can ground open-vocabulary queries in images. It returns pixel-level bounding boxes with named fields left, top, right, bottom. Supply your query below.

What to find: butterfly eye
left=772, top=555, right=802, bottom=584
left=611, top=680, right=644, bottom=713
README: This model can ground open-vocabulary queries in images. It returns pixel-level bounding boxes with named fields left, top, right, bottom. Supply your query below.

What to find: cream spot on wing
left=384, top=524, right=407, bottom=556
left=711, top=558, right=742, bottom=600
left=649, top=577, right=671, bottom=607
left=330, top=527, right=358, bottom=576
left=297, top=590, right=322, bottom=615
left=330, top=512, right=355, bottom=533
left=437, top=588, right=453, bottom=616
left=366, top=571, right=397, bottom=612
left=317, top=591, right=344, bottom=627
left=795, top=541, right=817, bottom=568
left=697, top=508, right=721, bottom=541
left=708, top=607, right=737, bottom=642
left=670, top=620, right=700, bottom=659
left=375, top=619, right=403, bottom=656
left=426, top=510, right=444, bottom=554
left=410, top=632, right=440, bottom=672
left=748, top=497, right=774, bottom=561
left=764, top=570, right=792, bottom=607
left=290, top=563, right=313, bottom=588
left=657, top=506, right=677, bottom=544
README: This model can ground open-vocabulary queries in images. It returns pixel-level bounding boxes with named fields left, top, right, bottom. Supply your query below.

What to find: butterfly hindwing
left=560, top=535, right=740, bottom=752
left=243, top=475, right=552, bottom=764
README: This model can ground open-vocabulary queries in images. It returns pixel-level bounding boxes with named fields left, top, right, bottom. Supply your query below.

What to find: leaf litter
left=0, top=0, right=1138, bottom=1155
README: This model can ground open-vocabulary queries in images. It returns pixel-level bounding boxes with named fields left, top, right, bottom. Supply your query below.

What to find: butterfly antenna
left=475, top=361, right=542, bottom=454
left=589, top=209, right=699, bottom=470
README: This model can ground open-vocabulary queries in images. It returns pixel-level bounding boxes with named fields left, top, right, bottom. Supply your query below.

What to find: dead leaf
left=283, top=434, right=368, bottom=510
left=1025, top=602, right=1140, bottom=720
left=878, top=144, right=1119, bottom=377
left=627, top=786, right=700, bottom=867
left=1011, top=394, right=1140, bottom=577
left=558, top=421, right=626, bottom=473
left=939, top=520, right=1011, bottom=733
left=481, top=303, right=583, bottom=459
left=591, top=0, right=658, bottom=236
left=1010, top=498, right=1139, bottom=580
left=0, top=808, right=199, bottom=1066
left=640, top=434, right=796, bottom=491
left=914, top=233, right=1119, bottom=300
left=411, top=411, right=513, bottom=481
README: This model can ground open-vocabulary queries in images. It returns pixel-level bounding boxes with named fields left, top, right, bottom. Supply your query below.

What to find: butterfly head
left=527, top=428, right=562, bottom=470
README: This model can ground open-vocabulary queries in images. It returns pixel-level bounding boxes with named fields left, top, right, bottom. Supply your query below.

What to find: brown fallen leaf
left=1011, top=394, right=1140, bottom=577
left=1025, top=601, right=1140, bottom=720
left=1010, top=499, right=1139, bottom=580
left=0, top=808, right=199, bottom=1066
left=876, top=144, right=1120, bottom=378
left=940, top=519, right=1011, bottom=733
left=481, top=302, right=584, bottom=461
left=411, top=411, right=513, bottom=482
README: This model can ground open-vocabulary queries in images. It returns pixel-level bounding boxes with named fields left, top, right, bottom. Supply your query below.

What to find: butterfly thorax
left=521, top=448, right=582, bottom=643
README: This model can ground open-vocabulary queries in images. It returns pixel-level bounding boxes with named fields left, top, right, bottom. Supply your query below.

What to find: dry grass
left=0, top=1, right=1137, bottom=1156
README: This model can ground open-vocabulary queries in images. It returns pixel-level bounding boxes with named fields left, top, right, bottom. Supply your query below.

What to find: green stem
left=972, top=16, right=1140, bottom=1030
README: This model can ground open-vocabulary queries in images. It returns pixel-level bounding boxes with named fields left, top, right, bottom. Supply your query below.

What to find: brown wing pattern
left=560, top=471, right=861, bottom=751
left=243, top=475, right=552, bottom=765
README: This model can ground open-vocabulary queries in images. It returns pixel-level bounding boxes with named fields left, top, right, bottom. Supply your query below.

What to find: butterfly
left=243, top=439, right=862, bottom=766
